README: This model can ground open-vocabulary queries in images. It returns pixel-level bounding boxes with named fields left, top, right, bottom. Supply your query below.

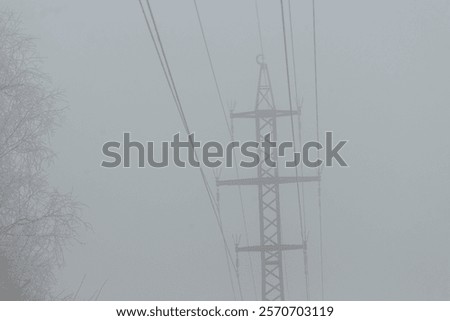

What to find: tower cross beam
left=216, top=176, right=320, bottom=186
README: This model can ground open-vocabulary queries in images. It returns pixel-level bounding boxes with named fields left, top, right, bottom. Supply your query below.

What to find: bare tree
left=0, top=12, right=86, bottom=300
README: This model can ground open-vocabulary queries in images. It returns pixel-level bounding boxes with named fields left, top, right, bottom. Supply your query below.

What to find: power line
left=138, top=0, right=238, bottom=299
left=280, top=0, right=310, bottom=300
left=192, top=0, right=258, bottom=299
left=287, top=0, right=308, bottom=262
left=288, top=0, right=300, bottom=114
left=216, top=182, right=239, bottom=300
left=312, top=0, right=325, bottom=301
left=193, top=0, right=231, bottom=135
left=287, top=0, right=311, bottom=300
left=255, top=0, right=265, bottom=57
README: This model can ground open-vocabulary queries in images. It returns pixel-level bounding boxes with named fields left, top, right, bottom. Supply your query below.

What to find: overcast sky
left=3, top=0, right=449, bottom=300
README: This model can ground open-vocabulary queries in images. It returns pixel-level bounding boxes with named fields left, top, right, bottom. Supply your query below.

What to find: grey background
left=3, top=0, right=449, bottom=300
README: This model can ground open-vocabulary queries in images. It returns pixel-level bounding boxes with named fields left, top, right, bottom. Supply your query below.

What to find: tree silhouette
left=0, top=12, right=86, bottom=300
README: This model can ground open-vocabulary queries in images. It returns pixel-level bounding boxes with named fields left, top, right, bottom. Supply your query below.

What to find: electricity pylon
left=217, top=56, right=320, bottom=300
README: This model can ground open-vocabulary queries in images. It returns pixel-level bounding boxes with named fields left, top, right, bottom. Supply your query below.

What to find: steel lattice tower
left=217, top=56, right=320, bottom=300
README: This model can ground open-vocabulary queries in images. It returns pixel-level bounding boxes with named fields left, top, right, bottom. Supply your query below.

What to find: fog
left=4, top=0, right=449, bottom=300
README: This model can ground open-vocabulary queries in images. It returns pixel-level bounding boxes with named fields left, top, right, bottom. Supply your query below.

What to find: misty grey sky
left=3, top=0, right=449, bottom=300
